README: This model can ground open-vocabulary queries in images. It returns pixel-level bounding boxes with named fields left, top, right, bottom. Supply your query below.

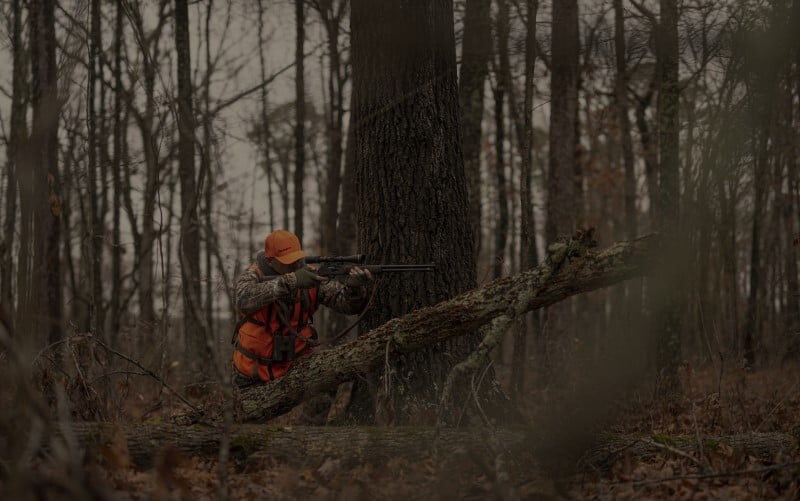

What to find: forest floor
left=81, top=364, right=800, bottom=500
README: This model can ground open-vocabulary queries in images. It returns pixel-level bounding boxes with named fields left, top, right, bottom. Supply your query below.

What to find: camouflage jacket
left=234, top=263, right=369, bottom=317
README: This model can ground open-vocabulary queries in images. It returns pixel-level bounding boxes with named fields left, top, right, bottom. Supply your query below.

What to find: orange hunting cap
left=264, top=229, right=307, bottom=264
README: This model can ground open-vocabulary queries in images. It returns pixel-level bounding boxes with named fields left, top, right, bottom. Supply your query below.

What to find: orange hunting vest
left=232, top=260, right=319, bottom=382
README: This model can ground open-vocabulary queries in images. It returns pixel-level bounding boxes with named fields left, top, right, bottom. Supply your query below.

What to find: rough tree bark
left=458, top=0, right=491, bottom=260
left=347, top=0, right=479, bottom=424
left=175, top=234, right=654, bottom=425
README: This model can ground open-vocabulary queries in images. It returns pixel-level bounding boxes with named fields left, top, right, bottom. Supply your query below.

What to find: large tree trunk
left=174, top=0, right=205, bottom=372
left=176, top=234, right=654, bottom=425
left=458, top=0, right=491, bottom=260
left=347, top=0, right=479, bottom=424
left=71, top=423, right=795, bottom=473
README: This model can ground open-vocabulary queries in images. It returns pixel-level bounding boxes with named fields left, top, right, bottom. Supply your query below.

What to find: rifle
left=305, top=254, right=435, bottom=278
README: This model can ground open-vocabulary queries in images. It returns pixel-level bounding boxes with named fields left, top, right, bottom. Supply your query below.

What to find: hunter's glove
left=294, top=267, right=323, bottom=289
left=344, top=267, right=374, bottom=287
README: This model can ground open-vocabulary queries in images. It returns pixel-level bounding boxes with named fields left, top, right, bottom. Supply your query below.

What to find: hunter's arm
left=317, top=280, right=369, bottom=315
left=234, top=264, right=298, bottom=315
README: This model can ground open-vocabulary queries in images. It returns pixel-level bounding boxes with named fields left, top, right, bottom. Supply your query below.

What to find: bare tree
left=110, top=0, right=125, bottom=342
left=613, top=0, right=642, bottom=323
left=655, top=0, right=682, bottom=389
left=491, top=0, right=511, bottom=280
left=8, top=0, right=62, bottom=359
left=294, top=0, right=306, bottom=239
left=511, top=0, right=540, bottom=404
left=458, top=0, right=491, bottom=260
left=1, top=0, right=27, bottom=324
left=174, top=0, right=205, bottom=370
left=88, top=0, right=104, bottom=338
left=546, top=0, right=579, bottom=242
left=256, top=0, right=275, bottom=230
left=308, top=0, right=348, bottom=255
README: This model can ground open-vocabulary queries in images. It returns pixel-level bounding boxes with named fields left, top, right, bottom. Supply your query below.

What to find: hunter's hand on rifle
left=344, top=266, right=373, bottom=287
left=294, top=266, right=328, bottom=289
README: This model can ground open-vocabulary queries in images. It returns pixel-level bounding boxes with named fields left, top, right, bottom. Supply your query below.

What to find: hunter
left=232, top=229, right=373, bottom=386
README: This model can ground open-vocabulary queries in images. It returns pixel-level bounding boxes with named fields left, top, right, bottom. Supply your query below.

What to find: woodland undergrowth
left=57, top=365, right=800, bottom=500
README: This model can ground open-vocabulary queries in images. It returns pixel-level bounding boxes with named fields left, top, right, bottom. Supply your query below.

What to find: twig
left=33, top=337, right=73, bottom=365
left=211, top=42, right=324, bottom=115
left=628, top=0, right=657, bottom=23
left=88, top=334, right=200, bottom=413
left=640, top=438, right=713, bottom=473
left=471, top=369, right=492, bottom=427
left=89, top=370, right=150, bottom=384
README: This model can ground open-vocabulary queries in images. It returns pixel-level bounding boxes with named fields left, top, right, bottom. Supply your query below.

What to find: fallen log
left=176, top=233, right=655, bottom=425
left=71, top=423, right=519, bottom=467
left=70, top=422, right=797, bottom=471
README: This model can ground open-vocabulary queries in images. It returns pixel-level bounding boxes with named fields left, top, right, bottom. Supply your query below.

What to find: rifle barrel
left=367, top=264, right=435, bottom=272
